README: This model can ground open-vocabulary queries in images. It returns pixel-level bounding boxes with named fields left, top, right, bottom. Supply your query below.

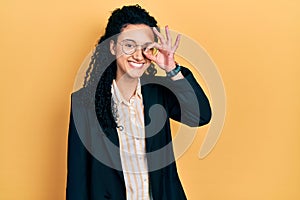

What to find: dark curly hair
left=82, top=5, right=158, bottom=131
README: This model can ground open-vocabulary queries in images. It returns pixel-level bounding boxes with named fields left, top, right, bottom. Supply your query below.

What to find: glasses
left=118, top=39, right=157, bottom=55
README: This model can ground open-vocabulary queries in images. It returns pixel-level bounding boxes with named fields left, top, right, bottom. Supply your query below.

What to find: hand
left=144, top=25, right=181, bottom=72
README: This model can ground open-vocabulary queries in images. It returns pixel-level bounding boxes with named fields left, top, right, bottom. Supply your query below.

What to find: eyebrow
left=121, top=38, right=153, bottom=45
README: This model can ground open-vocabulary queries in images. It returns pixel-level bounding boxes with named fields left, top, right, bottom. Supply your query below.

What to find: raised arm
left=163, top=66, right=212, bottom=127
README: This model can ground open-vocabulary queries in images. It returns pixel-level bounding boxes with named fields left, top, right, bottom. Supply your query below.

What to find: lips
left=128, top=61, right=144, bottom=69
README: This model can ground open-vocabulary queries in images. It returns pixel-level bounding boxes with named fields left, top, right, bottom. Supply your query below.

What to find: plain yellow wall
left=1, top=0, right=299, bottom=199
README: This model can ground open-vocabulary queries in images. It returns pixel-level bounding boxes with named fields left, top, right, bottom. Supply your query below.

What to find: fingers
left=153, top=26, right=180, bottom=53
left=143, top=50, right=157, bottom=62
left=143, top=43, right=159, bottom=61
left=172, top=34, right=181, bottom=53
left=165, top=25, right=172, bottom=47
left=153, top=27, right=164, bottom=44
left=153, top=26, right=171, bottom=47
left=146, top=42, right=163, bottom=52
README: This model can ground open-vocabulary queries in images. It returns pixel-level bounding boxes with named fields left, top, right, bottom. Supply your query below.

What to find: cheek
left=115, top=47, right=129, bottom=61
left=115, top=47, right=123, bottom=57
left=116, top=54, right=130, bottom=69
left=116, top=53, right=129, bottom=62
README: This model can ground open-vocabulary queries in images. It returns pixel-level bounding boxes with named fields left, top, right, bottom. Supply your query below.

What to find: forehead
left=118, top=24, right=154, bottom=43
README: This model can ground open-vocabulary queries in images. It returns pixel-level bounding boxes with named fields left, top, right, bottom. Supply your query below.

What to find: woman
left=66, top=4, right=211, bottom=200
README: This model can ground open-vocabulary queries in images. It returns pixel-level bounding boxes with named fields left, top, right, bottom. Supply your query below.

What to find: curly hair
left=82, top=5, right=158, bottom=131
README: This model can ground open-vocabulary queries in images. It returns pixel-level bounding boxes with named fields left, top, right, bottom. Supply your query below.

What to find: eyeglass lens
left=121, top=40, right=156, bottom=55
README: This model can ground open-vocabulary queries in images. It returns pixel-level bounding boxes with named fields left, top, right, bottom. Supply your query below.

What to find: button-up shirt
left=111, top=79, right=150, bottom=200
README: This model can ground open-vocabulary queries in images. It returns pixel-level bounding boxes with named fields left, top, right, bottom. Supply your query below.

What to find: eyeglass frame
left=117, top=39, right=157, bottom=55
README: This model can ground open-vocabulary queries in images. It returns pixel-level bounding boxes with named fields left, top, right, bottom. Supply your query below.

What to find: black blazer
left=66, top=67, right=211, bottom=200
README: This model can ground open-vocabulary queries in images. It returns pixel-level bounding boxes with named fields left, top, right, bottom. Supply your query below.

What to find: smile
left=128, top=61, right=144, bottom=69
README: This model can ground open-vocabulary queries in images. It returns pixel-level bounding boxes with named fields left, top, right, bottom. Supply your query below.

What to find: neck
left=115, top=74, right=138, bottom=102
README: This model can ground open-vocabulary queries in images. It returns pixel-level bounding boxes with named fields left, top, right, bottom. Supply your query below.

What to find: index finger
left=153, top=27, right=165, bottom=44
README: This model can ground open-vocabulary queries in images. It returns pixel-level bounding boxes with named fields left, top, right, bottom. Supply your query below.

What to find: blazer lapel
left=87, top=107, right=124, bottom=181
left=141, top=81, right=155, bottom=153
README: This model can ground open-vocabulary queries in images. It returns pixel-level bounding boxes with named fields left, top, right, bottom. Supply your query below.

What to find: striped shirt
left=111, top=79, right=150, bottom=200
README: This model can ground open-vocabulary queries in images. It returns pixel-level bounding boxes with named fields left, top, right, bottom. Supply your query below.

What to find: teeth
left=129, top=61, right=143, bottom=68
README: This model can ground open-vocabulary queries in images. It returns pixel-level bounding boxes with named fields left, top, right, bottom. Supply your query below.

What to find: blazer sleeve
left=66, top=95, right=90, bottom=200
left=164, top=66, right=212, bottom=127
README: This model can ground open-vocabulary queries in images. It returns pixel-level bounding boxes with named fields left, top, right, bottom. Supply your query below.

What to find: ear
left=110, top=40, right=116, bottom=55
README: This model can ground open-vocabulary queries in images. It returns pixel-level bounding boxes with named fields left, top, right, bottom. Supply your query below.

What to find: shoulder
left=69, top=88, right=96, bottom=128
left=70, top=87, right=94, bottom=111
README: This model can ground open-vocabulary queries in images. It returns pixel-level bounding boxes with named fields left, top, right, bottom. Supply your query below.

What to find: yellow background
left=1, top=0, right=299, bottom=199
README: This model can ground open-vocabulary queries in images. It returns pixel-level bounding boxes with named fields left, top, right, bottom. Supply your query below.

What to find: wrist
left=166, top=63, right=181, bottom=78
left=165, top=62, right=177, bottom=73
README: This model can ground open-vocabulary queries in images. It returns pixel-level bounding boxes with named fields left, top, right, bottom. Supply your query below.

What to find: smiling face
left=110, top=24, right=155, bottom=81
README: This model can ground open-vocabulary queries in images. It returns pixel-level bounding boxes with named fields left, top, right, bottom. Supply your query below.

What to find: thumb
left=143, top=51, right=157, bottom=63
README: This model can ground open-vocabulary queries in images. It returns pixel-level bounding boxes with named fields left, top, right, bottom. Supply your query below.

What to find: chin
left=127, top=69, right=146, bottom=79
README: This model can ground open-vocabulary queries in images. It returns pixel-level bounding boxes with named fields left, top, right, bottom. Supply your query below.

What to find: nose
left=132, top=46, right=144, bottom=61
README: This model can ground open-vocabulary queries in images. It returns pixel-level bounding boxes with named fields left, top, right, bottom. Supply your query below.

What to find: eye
left=122, top=40, right=136, bottom=49
left=125, top=43, right=134, bottom=48
left=142, top=43, right=152, bottom=51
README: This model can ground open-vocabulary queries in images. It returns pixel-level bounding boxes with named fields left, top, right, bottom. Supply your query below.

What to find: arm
left=164, top=66, right=212, bottom=127
left=144, top=25, right=211, bottom=126
left=66, top=95, right=90, bottom=200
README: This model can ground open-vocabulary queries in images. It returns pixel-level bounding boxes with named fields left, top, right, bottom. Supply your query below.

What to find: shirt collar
left=111, top=78, right=142, bottom=105
left=136, top=78, right=142, bottom=99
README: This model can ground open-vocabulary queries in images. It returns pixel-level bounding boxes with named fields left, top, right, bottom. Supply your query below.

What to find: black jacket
left=66, top=67, right=211, bottom=200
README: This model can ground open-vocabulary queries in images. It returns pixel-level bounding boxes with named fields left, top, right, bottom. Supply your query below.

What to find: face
left=110, top=24, right=155, bottom=81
